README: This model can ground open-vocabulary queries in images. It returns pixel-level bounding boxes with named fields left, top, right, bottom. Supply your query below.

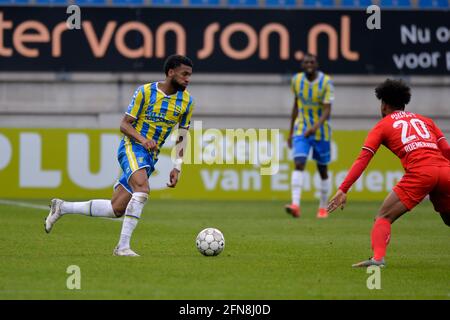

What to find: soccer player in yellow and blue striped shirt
left=45, top=55, right=195, bottom=257
left=117, top=65, right=194, bottom=196
left=285, top=53, right=334, bottom=219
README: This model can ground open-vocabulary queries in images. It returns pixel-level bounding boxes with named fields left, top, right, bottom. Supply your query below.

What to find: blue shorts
left=292, top=136, right=331, bottom=165
left=114, top=139, right=157, bottom=194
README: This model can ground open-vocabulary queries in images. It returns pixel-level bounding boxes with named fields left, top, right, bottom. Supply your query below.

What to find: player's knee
left=133, top=185, right=150, bottom=194
left=130, top=179, right=150, bottom=194
left=113, top=210, right=125, bottom=218
left=317, top=164, right=328, bottom=179
left=111, top=201, right=127, bottom=217
left=294, top=158, right=306, bottom=171
left=376, top=209, right=394, bottom=223
left=377, top=208, right=388, bottom=218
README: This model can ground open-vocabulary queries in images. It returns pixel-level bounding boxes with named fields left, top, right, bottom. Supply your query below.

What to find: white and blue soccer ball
left=196, top=228, right=225, bottom=256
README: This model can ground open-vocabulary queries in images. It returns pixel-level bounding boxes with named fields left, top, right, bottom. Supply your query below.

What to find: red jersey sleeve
left=339, top=122, right=385, bottom=193
left=432, top=121, right=450, bottom=160
left=339, top=149, right=374, bottom=193
left=363, top=120, right=385, bottom=155
left=432, top=121, right=446, bottom=142
left=438, top=138, right=450, bottom=160
left=426, top=118, right=450, bottom=160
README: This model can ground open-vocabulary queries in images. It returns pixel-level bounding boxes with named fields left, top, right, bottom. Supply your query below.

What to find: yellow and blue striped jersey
left=124, top=82, right=194, bottom=152
left=291, top=72, right=334, bottom=141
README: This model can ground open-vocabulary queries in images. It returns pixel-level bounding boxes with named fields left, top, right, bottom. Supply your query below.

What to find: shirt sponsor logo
left=145, top=112, right=177, bottom=125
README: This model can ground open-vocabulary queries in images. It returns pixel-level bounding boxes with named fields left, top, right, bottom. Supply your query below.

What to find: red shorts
left=393, top=166, right=450, bottom=213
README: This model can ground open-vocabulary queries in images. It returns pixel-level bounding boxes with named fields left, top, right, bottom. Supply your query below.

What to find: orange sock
left=371, top=218, right=391, bottom=261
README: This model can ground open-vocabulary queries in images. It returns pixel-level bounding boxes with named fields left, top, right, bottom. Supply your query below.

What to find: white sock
left=117, top=192, right=148, bottom=250
left=61, top=200, right=115, bottom=218
left=319, top=178, right=331, bottom=209
left=291, top=170, right=303, bottom=206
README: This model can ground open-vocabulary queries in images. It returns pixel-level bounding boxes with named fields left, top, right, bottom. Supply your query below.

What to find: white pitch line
left=0, top=199, right=48, bottom=210
left=0, top=199, right=123, bottom=222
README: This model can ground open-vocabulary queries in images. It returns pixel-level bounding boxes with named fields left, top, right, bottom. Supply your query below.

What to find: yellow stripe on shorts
left=124, top=136, right=139, bottom=171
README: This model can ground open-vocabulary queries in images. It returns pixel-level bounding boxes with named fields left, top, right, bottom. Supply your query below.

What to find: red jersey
left=339, top=111, right=450, bottom=194
left=363, top=111, right=449, bottom=171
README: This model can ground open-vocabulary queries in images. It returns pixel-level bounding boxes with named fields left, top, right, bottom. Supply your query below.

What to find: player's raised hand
left=141, top=139, right=158, bottom=152
left=167, top=168, right=180, bottom=188
left=327, top=189, right=347, bottom=213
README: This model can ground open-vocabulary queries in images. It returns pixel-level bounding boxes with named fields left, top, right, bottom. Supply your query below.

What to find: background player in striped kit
left=285, top=53, right=335, bottom=219
left=44, top=55, right=195, bottom=256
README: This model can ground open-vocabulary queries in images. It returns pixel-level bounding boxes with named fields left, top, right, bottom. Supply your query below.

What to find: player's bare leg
left=439, top=212, right=450, bottom=227
left=285, top=160, right=305, bottom=218
left=114, top=168, right=149, bottom=257
left=377, top=191, right=409, bottom=223
left=111, top=185, right=132, bottom=217
left=44, top=186, right=129, bottom=234
left=352, top=191, right=408, bottom=267
left=316, top=163, right=330, bottom=218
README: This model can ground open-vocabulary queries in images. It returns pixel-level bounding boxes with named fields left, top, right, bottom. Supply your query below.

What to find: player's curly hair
left=375, top=79, right=411, bottom=110
left=164, top=54, right=193, bottom=76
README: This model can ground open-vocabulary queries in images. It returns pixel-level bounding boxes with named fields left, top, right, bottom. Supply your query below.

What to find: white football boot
left=352, top=257, right=386, bottom=268
left=44, top=198, right=63, bottom=233
left=113, top=246, right=140, bottom=257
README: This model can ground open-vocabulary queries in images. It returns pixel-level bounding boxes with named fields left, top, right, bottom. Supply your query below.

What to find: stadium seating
left=0, top=0, right=29, bottom=4
left=418, top=0, right=449, bottom=8
left=151, top=0, right=183, bottom=5
left=189, top=0, right=221, bottom=6
left=74, top=0, right=108, bottom=5
left=228, top=0, right=259, bottom=6
left=112, top=0, right=145, bottom=5
left=34, top=0, right=68, bottom=4
left=341, top=0, right=373, bottom=7
left=0, top=0, right=448, bottom=9
left=379, top=0, right=413, bottom=7
left=303, top=0, right=335, bottom=7
left=264, top=0, right=297, bottom=7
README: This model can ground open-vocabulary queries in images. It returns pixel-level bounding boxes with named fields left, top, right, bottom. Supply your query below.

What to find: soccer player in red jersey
left=327, top=79, right=450, bottom=267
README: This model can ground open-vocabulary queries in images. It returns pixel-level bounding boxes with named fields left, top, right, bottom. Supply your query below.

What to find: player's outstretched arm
left=327, top=148, right=374, bottom=213
left=328, top=189, right=347, bottom=213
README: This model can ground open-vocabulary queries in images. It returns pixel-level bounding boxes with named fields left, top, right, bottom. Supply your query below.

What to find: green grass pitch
left=0, top=199, right=449, bottom=299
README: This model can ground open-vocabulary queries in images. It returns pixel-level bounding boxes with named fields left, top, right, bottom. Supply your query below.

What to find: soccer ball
left=196, top=228, right=225, bottom=256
